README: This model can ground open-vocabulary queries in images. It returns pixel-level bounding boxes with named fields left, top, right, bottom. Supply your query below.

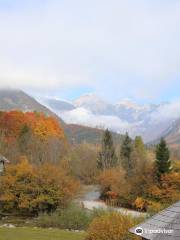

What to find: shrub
left=146, top=201, right=164, bottom=215
left=134, top=197, right=148, bottom=211
left=86, top=212, right=141, bottom=240
left=37, top=203, right=92, bottom=230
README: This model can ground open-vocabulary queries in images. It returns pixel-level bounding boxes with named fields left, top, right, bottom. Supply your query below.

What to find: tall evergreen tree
left=18, top=124, right=32, bottom=154
left=97, top=129, right=118, bottom=170
left=155, top=138, right=171, bottom=179
left=120, top=132, right=134, bottom=176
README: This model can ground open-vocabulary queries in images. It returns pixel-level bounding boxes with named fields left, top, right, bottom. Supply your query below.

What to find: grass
left=0, top=227, right=86, bottom=240
left=36, top=203, right=93, bottom=230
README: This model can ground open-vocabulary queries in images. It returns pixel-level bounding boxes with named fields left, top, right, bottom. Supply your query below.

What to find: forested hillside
left=0, top=111, right=66, bottom=164
left=66, top=124, right=124, bottom=145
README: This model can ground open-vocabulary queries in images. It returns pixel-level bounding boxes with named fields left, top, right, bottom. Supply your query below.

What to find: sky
left=0, top=0, right=180, bottom=104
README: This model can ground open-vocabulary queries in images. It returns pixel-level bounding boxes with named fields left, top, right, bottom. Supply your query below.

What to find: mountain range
left=0, top=89, right=123, bottom=144
left=0, top=89, right=180, bottom=146
left=42, top=93, right=178, bottom=143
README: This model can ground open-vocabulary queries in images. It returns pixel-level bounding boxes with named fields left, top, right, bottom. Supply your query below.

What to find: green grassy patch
left=0, top=227, right=86, bottom=240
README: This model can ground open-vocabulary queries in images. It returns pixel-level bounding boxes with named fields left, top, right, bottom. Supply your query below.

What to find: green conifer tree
left=120, top=132, right=134, bottom=176
left=155, top=138, right=172, bottom=179
left=97, top=129, right=118, bottom=170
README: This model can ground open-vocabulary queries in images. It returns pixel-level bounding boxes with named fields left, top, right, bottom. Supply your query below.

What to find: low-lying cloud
left=60, top=100, right=180, bottom=138
left=150, top=101, right=180, bottom=123
left=60, top=107, right=132, bottom=133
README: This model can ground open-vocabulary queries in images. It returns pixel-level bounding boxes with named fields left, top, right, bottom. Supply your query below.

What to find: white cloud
left=60, top=107, right=131, bottom=133
left=0, top=0, right=180, bottom=101
left=151, top=101, right=180, bottom=123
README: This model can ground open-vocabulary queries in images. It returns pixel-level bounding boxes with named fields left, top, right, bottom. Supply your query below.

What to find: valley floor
left=0, top=227, right=86, bottom=240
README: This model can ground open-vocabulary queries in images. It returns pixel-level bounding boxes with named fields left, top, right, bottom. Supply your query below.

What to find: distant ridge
left=0, top=88, right=61, bottom=116
left=155, top=118, right=180, bottom=148
left=66, top=124, right=124, bottom=145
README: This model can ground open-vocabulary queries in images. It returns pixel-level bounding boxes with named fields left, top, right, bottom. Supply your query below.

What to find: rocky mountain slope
left=0, top=89, right=61, bottom=118
left=157, top=119, right=180, bottom=146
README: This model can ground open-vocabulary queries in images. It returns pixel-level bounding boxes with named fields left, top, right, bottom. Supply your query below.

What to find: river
left=78, top=185, right=147, bottom=218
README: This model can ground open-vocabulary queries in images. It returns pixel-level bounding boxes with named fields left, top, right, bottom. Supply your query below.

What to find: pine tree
left=155, top=138, right=171, bottom=179
left=97, top=129, right=118, bottom=170
left=18, top=124, right=32, bottom=154
left=120, top=132, right=134, bottom=176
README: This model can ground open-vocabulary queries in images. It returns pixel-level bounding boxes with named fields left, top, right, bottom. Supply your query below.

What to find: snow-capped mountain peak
left=73, top=93, right=111, bottom=114
left=116, top=98, right=141, bottom=110
left=74, top=93, right=106, bottom=107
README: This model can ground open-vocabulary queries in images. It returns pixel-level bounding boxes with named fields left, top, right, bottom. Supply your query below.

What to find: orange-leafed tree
left=98, top=168, right=126, bottom=204
left=0, top=111, right=66, bottom=164
left=0, top=157, right=79, bottom=215
left=147, top=172, right=180, bottom=203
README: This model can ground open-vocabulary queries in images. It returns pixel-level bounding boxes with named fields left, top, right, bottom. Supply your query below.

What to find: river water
left=79, top=185, right=147, bottom=218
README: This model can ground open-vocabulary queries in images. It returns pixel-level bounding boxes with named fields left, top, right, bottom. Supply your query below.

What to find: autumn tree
left=134, top=135, right=148, bottom=173
left=147, top=172, right=180, bottom=204
left=97, top=129, right=118, bottom=170
left=155, top=138, right=172, bottom=180
left=0, top=157, right=79, bottom=215
left=134, top=136, right=146, bottom=160
left=98, top=168, right=126, bottom=201
left=69, top=143, right=98, bottom=184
